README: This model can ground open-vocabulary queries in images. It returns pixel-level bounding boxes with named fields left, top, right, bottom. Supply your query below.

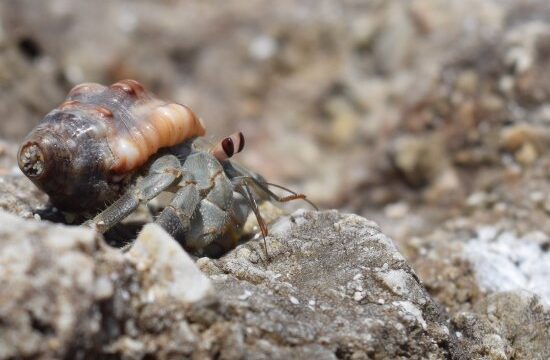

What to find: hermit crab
left=18, top=79, right=315, bottom=254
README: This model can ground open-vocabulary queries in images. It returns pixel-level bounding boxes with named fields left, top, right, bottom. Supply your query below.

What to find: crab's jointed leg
left=155, top=176, right=200, bottom=241
left=231, top=176, right=316, bottom=209
left=85, top=154, right=182, bottom=233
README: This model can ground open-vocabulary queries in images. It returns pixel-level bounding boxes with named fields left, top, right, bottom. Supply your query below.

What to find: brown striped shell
left=18, top=79, right=206, bottom=211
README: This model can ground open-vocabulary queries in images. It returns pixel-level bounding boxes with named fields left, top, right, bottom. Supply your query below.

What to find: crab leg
left=155, top=178, right=200, bottom=240
left=231, top=176, right=316, bottom=208
left=234, top=182, right=270, bottom=261
left=85, top=155, right=182, bottom=233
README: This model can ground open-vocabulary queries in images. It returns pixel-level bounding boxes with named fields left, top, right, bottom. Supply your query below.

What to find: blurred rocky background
left=0, top=0, right=549, bottom=358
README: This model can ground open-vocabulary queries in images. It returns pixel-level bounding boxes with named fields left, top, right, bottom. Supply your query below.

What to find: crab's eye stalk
left=212, top=132, right=245, bottom=161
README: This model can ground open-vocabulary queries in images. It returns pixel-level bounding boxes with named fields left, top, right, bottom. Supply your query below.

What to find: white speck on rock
left=476, top=226, right=498, bottom=242
left=238, top=290, right=253, bottom=301
left=482, top=334, right=507, bottom=360
left=353, top=291, right=366, bottom=302
left=94, top=276, right=114, bottom=300
left=289, top=296, right=300, bottom=305
left=269, top=216, right=293, bottom=236
left=393, top=300, right=427, bottom=330
left=384, top=201, right=409, bottom=219
left=466, top=192, right=488, bottom=207
left=117, top=11, right=138, bottom=33
left=378, top=269, right=409, bottom=296
left=249, top=35, right=277, bottom=61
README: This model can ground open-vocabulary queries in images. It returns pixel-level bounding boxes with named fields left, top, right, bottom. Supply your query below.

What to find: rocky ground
left=1, top=0, right=550, bottom=359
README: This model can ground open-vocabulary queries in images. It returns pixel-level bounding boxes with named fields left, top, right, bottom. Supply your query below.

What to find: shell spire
left=105, top=80, right=206, bottom=172
left=64, top=79, right=206, bottom=172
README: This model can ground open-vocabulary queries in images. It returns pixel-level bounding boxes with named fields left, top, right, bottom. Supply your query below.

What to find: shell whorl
left=65, top=79, right=206, bottom=172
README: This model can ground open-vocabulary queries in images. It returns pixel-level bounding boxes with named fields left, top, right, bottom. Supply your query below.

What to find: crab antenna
left=264, top=182, right=319, bottom=210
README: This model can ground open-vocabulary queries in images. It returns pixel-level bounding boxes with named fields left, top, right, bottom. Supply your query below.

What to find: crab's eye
left=213, top=132, right=245, bottom=160
left=222, top=137, right=234, bottom=157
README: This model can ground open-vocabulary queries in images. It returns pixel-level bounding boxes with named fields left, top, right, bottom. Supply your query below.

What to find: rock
left=409, top=214, right=550, bottom=359
left=463, top=227, right=550, bottom=307
left=0, top=35, right=64, bottom=140
left=0, top=210, right=215, bottom=359
left=453, top=291, right=550, bottom=359
left=0, top=211, right=99, bottom=359
left=126, top=223, right=213, bottom=303
left=389, top=134, right=450, bottom=187
left=0, top=174, right=49, bottom=219
left=0, top=140, right=49, bottom=218
left=515, top=142, right=539, bottom=165
left=499, top=124, right=550, bottom=165
left=455, top=70, right=479, bottom=96
left=389, top=136, right=432, bottom=187
left=372, top=2, right=415, bottom=75
left=0, top=208, right=466, bottom=359
left=207, top=210, right=461, bottom=359
left=384, top=201, right=410, bottom=219
left=388, top=134, right=463, bottom=204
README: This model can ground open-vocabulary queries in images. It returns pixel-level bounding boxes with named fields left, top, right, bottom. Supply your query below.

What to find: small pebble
left=529, top=191, right=545, bottom=204
left=384, top=202, right=409, bottom=219
left=353, top=291, right=365, bottom=302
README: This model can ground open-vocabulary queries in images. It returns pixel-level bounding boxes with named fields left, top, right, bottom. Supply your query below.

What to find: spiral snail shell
left=18, top=79, right=206, bottom=211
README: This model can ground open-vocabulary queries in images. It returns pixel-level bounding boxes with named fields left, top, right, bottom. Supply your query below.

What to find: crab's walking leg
left=223, top=161, right=316, bottom=208
left=155, top=176, right=200, bottom=240
left=234, top=182, right=270, bottom=261
left=85, top=155, right=182, bottom=233
left=233, top=181, right=269, bottom=237
left=231, top=176, right=315, bottom=208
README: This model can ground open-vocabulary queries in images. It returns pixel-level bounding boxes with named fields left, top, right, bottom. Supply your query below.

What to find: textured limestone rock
left=463, top=227, right=550, bottom=307
left=0, top=209, right=464, bottom=359
left=453, top=291, right=550, bottom=359
left=409, top=219, right=550, bottom=359
left=0, top=211, right=217, bottom=359
left=0, top=211, right=99, bottom=359
left=201, top=210, right=460, bottom=359
left=0, top=140, right=49, bottom=218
